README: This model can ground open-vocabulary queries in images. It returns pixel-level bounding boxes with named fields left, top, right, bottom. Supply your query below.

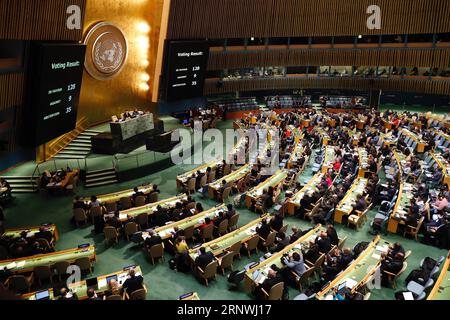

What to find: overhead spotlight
left=358, top=35, right=363, bottom=39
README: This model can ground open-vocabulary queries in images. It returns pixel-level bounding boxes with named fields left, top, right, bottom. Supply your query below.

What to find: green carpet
left=2, top=117, right=448, bottom=300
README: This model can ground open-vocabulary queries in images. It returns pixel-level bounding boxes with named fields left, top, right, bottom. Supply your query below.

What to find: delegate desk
left=401, top=129, right=427, bottom=153
left=315, top=128, right=330, bottom=146
left=358, top=147, right=369, bottom=177
left=46, top=170, right=79, bottom=191
left=119, top=194, right=188, bottom=222
left=152, top=204, right=226, bottom=240
left=209, top=164, right=251, bottom=195
left=188, top=216, right=267, bottom=262
left=427, top=252, right=450, bottom=300
left=344, top=128, right=361, bottom=146
left=317, top=236, right=382, bottom=299
left=80, top=184, right=155, bottom=204
left=244, top=226, right=321, bottom=292
left=2, top=224, right=59, bottom=242
left=321, top=146, right=336, bottom=174
left=430, top=152, right=450, bottom=187
left=176, top=159, right=222, bottom=189
left=287, top=172, right=324, bottom=215
left=111, top=113, right=154, bottom=142
left=0, top=245, right=96, bottom=274
left=287, top=141, right=306, bottom=169
left=387, top=183, right=414, bottom=234
left=22, top=266, right=143, bottom=300
left=245, top=170, right=288, bottom=208
left=334, top=178, right=368, bottom=224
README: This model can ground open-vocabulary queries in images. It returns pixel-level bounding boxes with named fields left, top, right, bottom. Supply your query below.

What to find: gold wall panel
left=78, top=0, right=164, bottom=125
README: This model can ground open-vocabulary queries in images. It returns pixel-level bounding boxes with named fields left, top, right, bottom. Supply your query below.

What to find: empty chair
left=228, top=214, right=240, bottom=232
left=134, top=196, right=146, bottom=207
left=293, top=266, right=315, bottom=291
left=229, top=241, right=241, bottom=259
left=5, top=275, right=33, bottom=294
left=75, top=257, right=93, bottom=274
left=54, top=261, right=70, bottom=281
left=338, top=237, right=347, bottom=250
left=196, top=261, right=218, bottom=286
left=200, top=224, right=214, bottom=242
left=207, top=171, right=216, bottom=183
left=199, top=174, right=208, bottom=188
left=129, top=288, right=147, bottom=300
left=218, top=251, right=235, bottom=274
left=261, top=282, right=284, bottom=300
left=183, top=225, right=195, bottom=241
left=146, top=243, right=164, bottom=265
left=218, top=187, right=232, bottom=203
left=136, top=213, right=149, bottom=230
left=404, top=250, right=412, bottom=260
left=245, top=235, right=260, bottom=257
left=294, top=293, right=316, bottom=300
left=73, top=208, right=88, bottom=226
left=124, top=222, right=139, bottom=241
left=407, top=278, right=435, bottom=297
left=260, top=231, right=277, bottom=252
left=34, top=266, right=53, bottom=286
left=278, top=224, right=288, bottom=234
left=120, top=197, right=132, bottom=210
left=223, top=164, right=231, bottom=176
left=104, top=226, right=119, bottom=246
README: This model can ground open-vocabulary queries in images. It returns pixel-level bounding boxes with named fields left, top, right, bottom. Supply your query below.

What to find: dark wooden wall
left=204, top=77, right=450, bottom=96
left=207, top=48, right=450, bottom=70
left=167, top=0, right=450, bottom=39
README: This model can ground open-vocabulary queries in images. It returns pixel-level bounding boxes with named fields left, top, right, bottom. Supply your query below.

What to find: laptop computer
left=106, top=275, right=118, bottom=284
left=35, top=290, right=50, bottom=300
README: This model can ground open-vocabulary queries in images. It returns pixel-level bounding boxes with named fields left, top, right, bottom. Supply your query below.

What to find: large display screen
left=25, top=43, right=86, bottom=146
left=164, top=40, right=209, bottom=102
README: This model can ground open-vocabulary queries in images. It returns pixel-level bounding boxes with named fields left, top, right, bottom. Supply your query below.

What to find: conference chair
left=186, top=201, right=196, bottom=211
left=292, top=266, right=315, bottom=291
left=134, top=196, right=146, bottom=207
left=278, top=224, right=288, bottom=234
left=261, top=282, right=284, bottom=300
left=383, top=261, right=408, bottom=289
left=54, top=261, right=71, bottom=281
left=200, top=224, right=214, bottom=242
left=245, top=235, right=260, bottom=257
left=35, top=238, right=54, bottom=251
left=227, top=214, right=240, bottom=232
left=311, top=253, right=326, bottom=277
left=136, top=213, right=149, bottom=230
left=127, top=288, right=147, bottom=300
left=229, top=241, right=241, bottom=260
left=34, top=266, right=54, bottom=286
left=104, top=226, right=119, bottom=246
left=73, top=208, right=88, bottom=227
left=5, top=274, right=34, bottom=294
left=207, top=171, right=216, bottom=184
left=105, top=202, right=117, bottom=213
left=404, top=250, right=412, bottom=260
left=75, top=257, right=93, bottom=275
left=215, top=219, right=229, bottom=236
left=183, top=225, right=195, bottom=242
left=223, top=164, right=231, bottom=176
left=148, top=192, right=159, bottom=203
left=199, top=175, right=208, bottom=189
left=120, top=197, right=132, bottom=210
left=105, top=295, right=122, bottom=301
left=90, top=206, right=103, bottom=224
left=218, top=251, right=235, bottom=274
left=146, top=243, right=164, bottom=265
left=186, top=178, right=196, bottom=195
left=196, top=261, right=218, bottom=286
left=260, top=231, right=277, bottom=252
left=407, top=278, right=435, bottom=299
left=338, top=237, right=347, bottom=250
left=218, top=187, right=232, bottom=203
left=404, top=216, right=425, bottom=241
left=124, top=222, right=139, bottom=241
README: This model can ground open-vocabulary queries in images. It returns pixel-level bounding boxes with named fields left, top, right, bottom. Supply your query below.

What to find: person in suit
left=380, top=252, right=405, bottom=286
left=289, top=226, right=303, bottom=243
left=336, top=248, right=354, bottom=271
left=73, top=196, right=88, bottom=210
left=86, top=288, right=101, bottom=300
left=144, top=230, right=163, bottom=248
left=255, top=269, right=283, bottom=300
left=304, top=240, right=321, bottom=264
left=270, top=213, right=284, bottom=232
left=34, top=227, right=53, bottom=243
left=315, top=232, right=332, bottom=253
left=270, top=232, right=290, bottom=253
left=326, top=224, right=339, bottom=246
left=195, top=170, right=206, bottom=190
left=256, top=219, right=271, bottom=240
left=225, top=204, right=236, bottom=220
left=194, top=247, right=214, bottom=270
left=58, top=288, right=78, bottom=300
left=122, top=269, right=144, bottom=295
left=132, top=187, right=145, bottom=202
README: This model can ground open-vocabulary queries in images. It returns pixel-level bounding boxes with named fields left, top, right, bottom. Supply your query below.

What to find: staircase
left=53, top=129, right=101, bottom=160
left=85, top=168, right=118, bottom=188
left=0, top=176, right=38, bottom=193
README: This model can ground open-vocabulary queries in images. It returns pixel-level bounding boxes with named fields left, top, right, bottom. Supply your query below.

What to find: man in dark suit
left=256, top=219, right=271, bottom=240
left=315, top=232, right=332, bottom=253
left=225, top=204, right=236, bottom=220
left=73, top=196, right=88, bottom=210
left=304, top=241, right=321, bottom=264
left=289, top=226, right=303, bottom=243
left=122, top=269, right=144, bottom=295
left=34, top=227, right=53, bottom=243
left=144, top=230, right=163, bottom=248
left=194, top=247, right=214, bottom=270
left=326, top=224, right=339, bottom=246
left=86, top=288, right=101, bottom=300
left=132, top=187, right=145, bottom=201
left=256, top=269, right=282, bottom=300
